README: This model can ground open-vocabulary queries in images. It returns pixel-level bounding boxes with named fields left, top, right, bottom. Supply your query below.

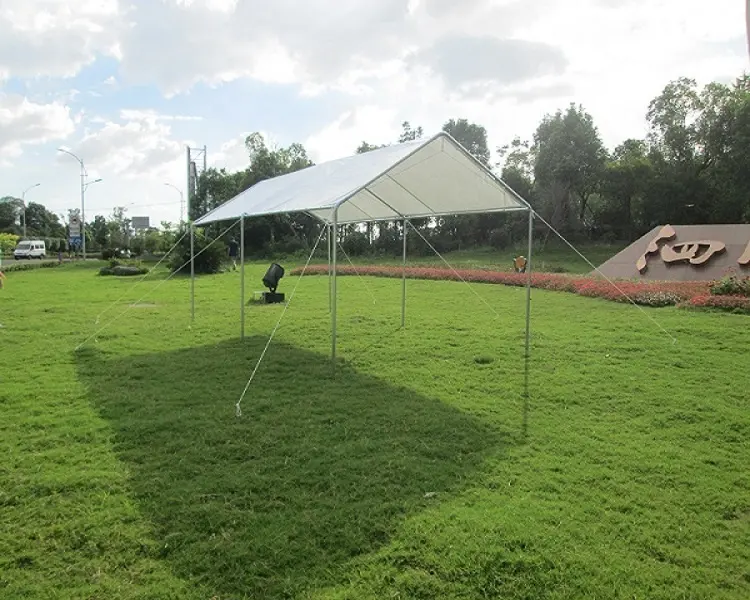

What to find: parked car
left=13, top=240, right=46, bottom=260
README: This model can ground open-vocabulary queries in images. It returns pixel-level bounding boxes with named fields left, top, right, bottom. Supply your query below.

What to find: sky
left=0, top=0, right=747, bottom=228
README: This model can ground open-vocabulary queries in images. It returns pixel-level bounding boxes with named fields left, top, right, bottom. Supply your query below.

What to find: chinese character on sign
left=636, top=224, right=735, bottom=273
left=739, top=241, right=750, bottom=266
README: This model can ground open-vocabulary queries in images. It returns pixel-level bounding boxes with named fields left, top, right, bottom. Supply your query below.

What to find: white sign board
left=68, top=215, right=81, bottom=237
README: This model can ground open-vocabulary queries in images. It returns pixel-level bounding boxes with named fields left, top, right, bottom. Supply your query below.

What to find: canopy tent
left=191, top=131, right=534, bottom=366
left=195, top=132, right=529, bottom=227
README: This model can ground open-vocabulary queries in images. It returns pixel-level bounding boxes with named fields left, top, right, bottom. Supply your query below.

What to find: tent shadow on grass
left=75, top=338, right=505, bottom=599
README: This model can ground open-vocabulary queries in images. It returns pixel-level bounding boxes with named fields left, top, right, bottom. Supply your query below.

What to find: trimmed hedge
left=99, top=265, right=149, bottom=277
left=1, top=261, right=62, bottom=273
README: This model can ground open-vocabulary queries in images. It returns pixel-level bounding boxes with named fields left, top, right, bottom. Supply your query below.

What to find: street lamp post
left=163, top=182, right=185, bottom=223
left=21, top=183, right=40, bottom=239
left=58, top=148, right=101, bottom=259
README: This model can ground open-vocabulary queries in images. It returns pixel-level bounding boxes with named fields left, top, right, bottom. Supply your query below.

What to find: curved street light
left=164, top=182, right=185, bottom=223
left=58, top=148, right=101, bottom=259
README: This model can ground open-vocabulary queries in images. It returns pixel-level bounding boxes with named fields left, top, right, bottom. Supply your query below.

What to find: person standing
left=228, top=238, right=239, bottom=270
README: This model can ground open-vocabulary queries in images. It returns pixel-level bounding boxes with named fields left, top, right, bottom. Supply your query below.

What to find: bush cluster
left=99, top=265, right=149, bottom=277
left=710, top=272, right=750, bottom=297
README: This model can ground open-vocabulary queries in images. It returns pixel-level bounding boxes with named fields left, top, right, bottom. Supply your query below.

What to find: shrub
left=710, top=272, right=750, bottom=297
left=341, top=231, right=370, bottom=256
left=99, top=265, right=149, bottom=277
left=0, top=233, right=19, bottom=256
left=2, top=261, right=62, bottom=273
left=169, top=227, right=227, bottom=275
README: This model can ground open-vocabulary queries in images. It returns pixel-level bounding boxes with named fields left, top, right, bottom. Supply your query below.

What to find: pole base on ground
left=263, top=292, right=285, bottom=304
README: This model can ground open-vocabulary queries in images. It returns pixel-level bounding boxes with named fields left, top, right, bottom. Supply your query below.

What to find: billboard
left=131, top=216, right=150, bottom=231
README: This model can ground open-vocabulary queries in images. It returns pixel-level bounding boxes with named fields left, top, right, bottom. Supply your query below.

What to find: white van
left=13, top=240, right=46, bottom=260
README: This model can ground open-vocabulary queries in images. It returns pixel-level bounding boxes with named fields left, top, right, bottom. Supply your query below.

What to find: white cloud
left=0, top=0, right=745, bottom=226
left=305, top=106, right=400, bottom=162
left=303, top=0, right=746, bottom=162
left=0, top=94, right=75, bottom=159
left=0, top=0, right=121, bottom=80
left=67, top=111, right=184, bottom=178
left=209, top=135, right=251, bottom=172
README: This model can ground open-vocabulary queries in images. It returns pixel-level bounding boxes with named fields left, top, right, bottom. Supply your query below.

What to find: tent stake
left=240, top=215, right=245, bottom=340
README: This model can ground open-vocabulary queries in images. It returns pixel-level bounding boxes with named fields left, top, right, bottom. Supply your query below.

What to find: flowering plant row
left=686, top=294, right=750, bottom=314
left=292, top=264, right=714, bottom=308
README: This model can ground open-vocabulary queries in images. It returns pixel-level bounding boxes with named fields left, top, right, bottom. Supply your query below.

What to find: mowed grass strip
left=1, top=261, right=748, bottom=599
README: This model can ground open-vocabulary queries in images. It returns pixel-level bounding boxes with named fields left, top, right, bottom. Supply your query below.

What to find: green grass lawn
left=296, top=241, right=624, bottom=275
left=1, top=260, right=748, bottom=599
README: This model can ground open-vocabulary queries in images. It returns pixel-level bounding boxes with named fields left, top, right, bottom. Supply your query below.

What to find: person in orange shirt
left=513, top=255, right=527, bottom=273
left=0, top=270, right=5, bottom=289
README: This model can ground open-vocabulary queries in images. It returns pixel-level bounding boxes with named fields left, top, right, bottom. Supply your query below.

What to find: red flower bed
left=292, top=264, right=713, bottom=308
left=686, top=294, right=750, bottom=313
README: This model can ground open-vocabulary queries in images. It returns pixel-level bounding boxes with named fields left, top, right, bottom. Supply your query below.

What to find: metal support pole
left=331, top=213, right=338, bottom=366
left=525, top=210, right=533, bottom=359
left=190, top=222, right=195, bottom=321
left=401, top=218, right=407, bottom=328
left=327, top=224, right=332, bottom=313
left=523, top=209, right=533, bottom=437
left=80, top=165, right=86, bottom=259
left=240, top=216, right=245, bottom=339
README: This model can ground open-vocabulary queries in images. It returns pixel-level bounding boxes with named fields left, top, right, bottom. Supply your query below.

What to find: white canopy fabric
left=194, top=132, right=529, bottom=226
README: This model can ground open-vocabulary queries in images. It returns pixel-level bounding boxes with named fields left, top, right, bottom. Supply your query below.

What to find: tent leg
left=523, top=209, right=533, bottom=437
left=524, top=210, right=533, bottom=359
left=331, top=214, right=338, bottom=369
left=190, top=222, right=195, bottom=322
left=240, top=216, right=245, bottom=340
left=401, top=218, right=407, bottom=328
left=328, top=224, right=332, bottom=314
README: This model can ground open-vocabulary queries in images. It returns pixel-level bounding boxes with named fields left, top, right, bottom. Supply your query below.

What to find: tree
left=356, top=141, right=386, bottom=154
left=443, top=118, right=490, bottom=165
left=169, top=225, right=226, bottom=275
left=532, top=104, right=607, bottom=235
left=0, top=197, right=21, bottom=232
left=22, top=202, right=63, bottom=238
left=0, top=232, right=19, bottom=255
left=91, top=215, right=108, bottom=249
left=398, top=121, right=423, bottom=143
left=497, top=137, right=535, bottom=203
left=108, top=207, right=131, bottom=248
left=599, top=139, right=654, bottom=240
left=644, top=76, right=750, bottom=225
